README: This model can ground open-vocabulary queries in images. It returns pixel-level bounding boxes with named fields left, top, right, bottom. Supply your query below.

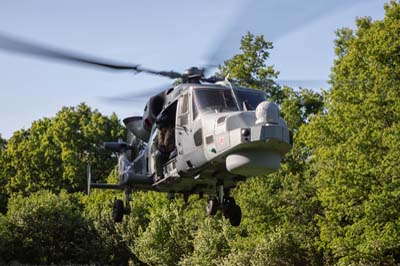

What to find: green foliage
left=83, top=189, right=133, bottom=265
left=0, top=134, right=6, bottom=151
left=0, top=213, right=13, bottom=263
left=0, top=134, right=8, bottom=213
left=280, top=87, right=325, bottom=131
left=179, top=217, right=230, bottom=266
left=220, top=224, right=310, bottom=266
left=134, top=208, right=190, bottom=265
left=218, top=32, right=283, bottom=103
left=129, top=195, right=193, bottom=266
left=1, top=103, right=125, bottom=196
left=2, top=190, right=100, bottom=264
left=302, top=1, right=400, bottom=264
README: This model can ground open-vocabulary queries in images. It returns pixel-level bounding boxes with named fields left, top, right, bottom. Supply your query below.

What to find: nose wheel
left=206, top=186, right=242, bottom=227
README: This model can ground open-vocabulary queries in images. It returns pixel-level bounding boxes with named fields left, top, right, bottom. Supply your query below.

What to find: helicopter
left=0, top=33, right=292, bottom=226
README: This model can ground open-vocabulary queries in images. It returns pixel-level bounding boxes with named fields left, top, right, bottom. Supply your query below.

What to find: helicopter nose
left=255, top=101, right=280, bottom=125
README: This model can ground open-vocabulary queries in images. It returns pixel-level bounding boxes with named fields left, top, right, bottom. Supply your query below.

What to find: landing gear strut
left=206, top=196, right=219, bottom=216
left=206, top=185, right=242, bottom=226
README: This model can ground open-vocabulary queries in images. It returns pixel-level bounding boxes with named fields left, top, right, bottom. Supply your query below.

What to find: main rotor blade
left=276, top=79, right=328, bottom=89
left=101, top=83, right=173, bottom=105
left=0, top=32, right=182, bottom=79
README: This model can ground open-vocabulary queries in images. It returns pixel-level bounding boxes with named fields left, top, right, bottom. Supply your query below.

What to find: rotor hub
left=182, top=67, right=204, bottom=82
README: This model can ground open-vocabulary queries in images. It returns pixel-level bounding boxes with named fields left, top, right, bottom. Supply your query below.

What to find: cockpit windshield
left=193, top=88, right=239, bottom=113
left=236, top=88, right=268, bottom=110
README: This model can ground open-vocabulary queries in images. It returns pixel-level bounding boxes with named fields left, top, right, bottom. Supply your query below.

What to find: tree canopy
left=218, top=32, right=283, bottom=103
left=301, top=1, right=400, bottom=264
left=0, top=103, right=125, bottom=199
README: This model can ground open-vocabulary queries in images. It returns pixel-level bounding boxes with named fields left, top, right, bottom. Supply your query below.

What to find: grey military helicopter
left=0, top=33, right=292, bottom=226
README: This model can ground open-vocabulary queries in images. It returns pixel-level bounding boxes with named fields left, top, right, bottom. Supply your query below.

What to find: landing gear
left=222, top=197, right=242, bottom=227
left=112, top=188, right=132, bottom=223
left=205, top=185, right=242, bottom=226
left=113, top=199, right=124, bottom=223
left=206, top=196, right=219, bottom=216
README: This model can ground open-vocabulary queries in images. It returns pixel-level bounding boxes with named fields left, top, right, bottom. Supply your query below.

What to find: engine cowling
left=142, top=94, right=165, bottom=131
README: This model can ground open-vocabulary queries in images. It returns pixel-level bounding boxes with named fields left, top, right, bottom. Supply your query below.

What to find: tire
left=113, top=199, right=124, bottom=223
left=222, top=196, right=236, bottom=218
left=206, top=197, right=219, bottom=216
left=226, top=196, right=235, bottom=205
left=229, top=204, right=242, bottom=227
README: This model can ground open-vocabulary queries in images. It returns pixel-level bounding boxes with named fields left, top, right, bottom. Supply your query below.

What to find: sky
left=0, top=0, right=387, bottom=139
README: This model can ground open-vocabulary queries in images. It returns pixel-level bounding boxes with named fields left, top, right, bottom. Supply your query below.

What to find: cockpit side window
left=236, top=89, right=268, bottom=110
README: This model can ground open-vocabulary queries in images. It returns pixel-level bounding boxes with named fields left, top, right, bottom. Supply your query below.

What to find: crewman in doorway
left=154, top=112, right=175, bottom=181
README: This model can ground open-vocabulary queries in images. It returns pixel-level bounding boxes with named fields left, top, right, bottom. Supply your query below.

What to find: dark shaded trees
left=0, top=134, right=8, bottom=213
left=0, top=191, right=102, bottom=264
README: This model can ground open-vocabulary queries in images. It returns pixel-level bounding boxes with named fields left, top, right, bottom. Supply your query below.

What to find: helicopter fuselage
left=115, top=82, right=292, bottom=196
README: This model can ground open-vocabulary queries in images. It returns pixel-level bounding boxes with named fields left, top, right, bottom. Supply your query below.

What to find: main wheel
left=228, top=204, right=242, bottom=227
left=222, top=196, right=236, bottom=218
left=222, top=197, right=242, bottom=226
left=206, top=197, right=219, bottom=216
left=113, top=199, right=124, bottom=223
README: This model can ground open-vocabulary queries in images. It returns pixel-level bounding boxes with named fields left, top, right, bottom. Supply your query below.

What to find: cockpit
left=192, top=86, right=268, bottom=117
left=235, top=87, right=268, bottom=110
left=193, top=88, right=239, bottom=114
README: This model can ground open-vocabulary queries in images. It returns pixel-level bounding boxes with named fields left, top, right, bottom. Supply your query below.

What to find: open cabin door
left=176, top=91, right=204, bottom=170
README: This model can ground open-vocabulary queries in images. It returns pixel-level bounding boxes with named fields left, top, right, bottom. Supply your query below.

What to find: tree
left=83, top=190, right=134, bottom=265
left=220, top=224, right=310, bottom=266
left=217, top=32, right=325, bottom=265
left=218, top=32, right=324, bottom=127
left=0, top=134, right=8, bottom=213
left=302, top=1, right=400, bottom=264
left=2, top=103, right=126, bottom=196
left=218, top=32, right=283, bottom=103
left=2, top=190, right=101, bottom=264
left=0, top=134, right=5, bottom=151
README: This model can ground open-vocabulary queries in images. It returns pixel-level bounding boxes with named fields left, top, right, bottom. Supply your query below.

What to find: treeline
left=1, top=1, right=400, bottom=265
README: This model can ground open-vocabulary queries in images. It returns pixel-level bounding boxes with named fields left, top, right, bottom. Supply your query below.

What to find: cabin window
left=181, top=93, right=189, bottom=114
left=192, top=94, right=199, bottom=120
left=180, top=115, right=188, bottom=125
left=193, top=128, right=202, bottom=146
left=178, top=93, right=189, bottom=126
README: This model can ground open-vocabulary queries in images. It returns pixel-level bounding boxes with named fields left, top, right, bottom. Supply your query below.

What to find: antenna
left=87, top=163, right=91, bottom=195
